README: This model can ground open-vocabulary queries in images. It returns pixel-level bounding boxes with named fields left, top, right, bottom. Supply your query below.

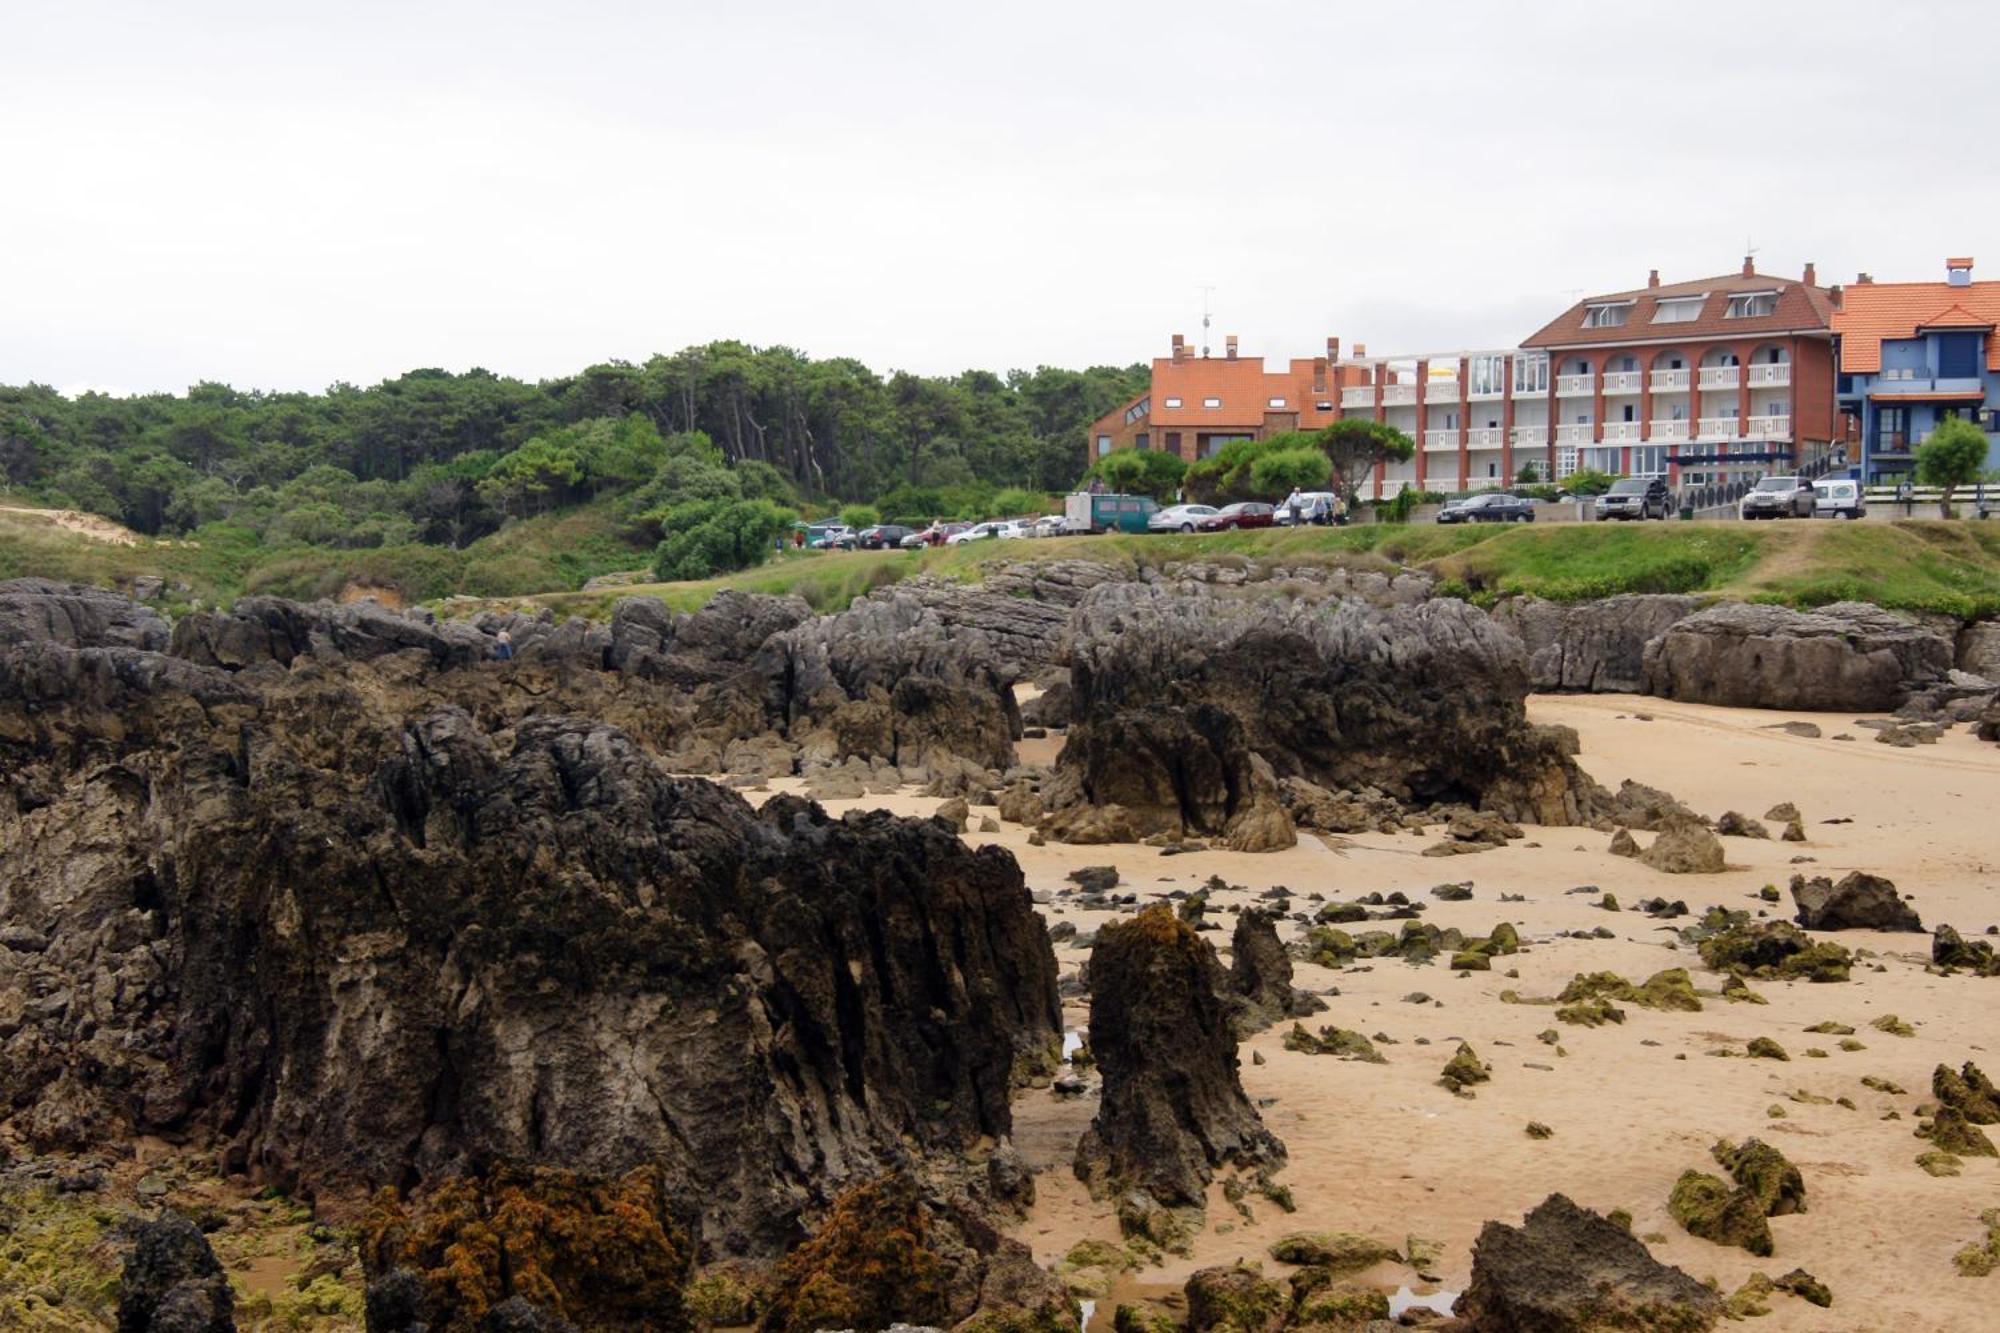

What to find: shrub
left=839, top=504, right=881, bottom=530
left=1248, top=447, right=1333, bottom=498
left=1083, top=447, right=1186, bottom=502
left=991, top=486, right=1041, bottom=516
left=1565, top=468, right=1616, bottom=496
left=652, top=498, right=797, bottom=582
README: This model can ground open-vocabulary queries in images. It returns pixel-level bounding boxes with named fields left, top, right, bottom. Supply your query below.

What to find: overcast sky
left=5, top=0, right=1995, bottom=397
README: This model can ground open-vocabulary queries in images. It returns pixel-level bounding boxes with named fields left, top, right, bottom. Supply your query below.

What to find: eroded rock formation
left=0, top=628, right=1060, bottom=1259
left=1074, top=906, right=1284, bottom=1207
left=1492, top=594, right=1699, bottom=694
left=1642, top=601, right=1954, bottom=711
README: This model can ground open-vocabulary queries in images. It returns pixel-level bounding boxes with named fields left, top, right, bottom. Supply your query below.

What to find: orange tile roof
left=1917, top=303, right=1996, bottom=331
left=1832, top=279, right=2000, bottom=372
left=1147, top=355, right=1330, bottom=430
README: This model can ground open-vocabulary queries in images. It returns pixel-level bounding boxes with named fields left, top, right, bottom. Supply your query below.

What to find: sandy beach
left=768, top=693, right=2000, bottom=1331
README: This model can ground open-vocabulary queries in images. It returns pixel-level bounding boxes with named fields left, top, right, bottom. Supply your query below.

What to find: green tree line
left=0, top=344, right=1148, bottom=545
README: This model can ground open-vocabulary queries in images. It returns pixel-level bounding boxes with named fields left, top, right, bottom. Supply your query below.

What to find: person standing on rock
left=494, top=630, right=513, bottom=661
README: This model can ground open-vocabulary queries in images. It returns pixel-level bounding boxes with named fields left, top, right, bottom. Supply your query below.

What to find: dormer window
left=1583, top=302, right=1633, bottom=328
left=1164, top=396, right=1183, bottom=408
left=1653, top=297, right=1704, bottom=324
left=1725, top=292, right=1778, bottom=318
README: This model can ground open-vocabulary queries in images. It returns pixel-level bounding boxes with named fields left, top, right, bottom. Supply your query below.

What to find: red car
left=1197, top=502, right=1277, bottom=531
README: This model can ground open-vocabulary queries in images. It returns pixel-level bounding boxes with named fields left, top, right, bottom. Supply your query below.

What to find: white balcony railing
left=1511, top=425, right=1548, bottom=449
left=1699, top=366, right=1741, bottom=390
left=1340, top=385, right=1375, bottom=409
left=1601, top=370, right=1643, bottom=394
left=1555, top=372, right=1594, bottom=396
left=1467, top=426, right=1505, bottom=449
left=1602, top=420, right=1644, bottom=442
left=1746, top=415, right=1792, bottom=441
left=1423, top=430, right=1459, bottom=452
left=1381, top=383, right=1417, bottom=407
left=1747, top=363, right=1791, bottom=388
left=1698, top=416, right=1742, bottom=439
left=1555, top=422, right=1594, bottom=444
left=1650, top=369, right=1691, bottom=392
left=1423, top=378, right=1460, bottom=404
left=1649, top=419, right=1691, bottom=442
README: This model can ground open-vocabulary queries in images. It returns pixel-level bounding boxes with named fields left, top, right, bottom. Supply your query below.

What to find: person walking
left=1286, top=488, right=1303, bottom=526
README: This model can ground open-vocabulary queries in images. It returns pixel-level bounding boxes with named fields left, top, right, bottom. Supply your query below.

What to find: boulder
left=1228, top=909, right=1303, bottom=1035
left=1455, top=1193, right=1722, bottom=1331
left=1789, top=871, right=1922, bottom=932
left=1638, top=821, right=1726, bottom=874
left=116, top=1213, right=235, bottom=1333
left=1642, top=601, right=1954, bottom=711
left=1490, top=593, right=1699, bottom=693
left=0, top=578, right=171, bottom=652
left=1075, top=906, right=1285, bottom=1207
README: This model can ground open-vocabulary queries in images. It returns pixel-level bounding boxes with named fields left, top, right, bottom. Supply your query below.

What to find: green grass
left=10, top=501, right=2000, bottom=621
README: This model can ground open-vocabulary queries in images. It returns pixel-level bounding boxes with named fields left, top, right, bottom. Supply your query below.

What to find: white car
left=1273, top=492, right=1341, bottom=525
left=1147, top=503, right=1220, bottom=533
left=1812, top=478, right=1866, bottom=520
left=946, top=520, right=1025, bottom=545
left=1031, top=515, right=1064, bottom=538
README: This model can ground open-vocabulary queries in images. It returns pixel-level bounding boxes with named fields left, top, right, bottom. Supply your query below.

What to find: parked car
left=947, top=519, right=1028, bottom=545
left=1273, top=492, right=1341, bottom=525
left=1196, top=501, right=1276, bottom=532
left=903, top=521, right=970, bottom=547
left=1148, top=503, right=1220, bottom=533
left=1031, top=514, right=1065, bottom=537
left=804, top=522, right=853, bottom=548
left=1436, top=492, right=1536, bottom=524
left=1594, top=476, right=1671, bottom=521
left=1063, top=492, right=1162, bottom=534
left=858, top=524, right=917, bottom=549
left=1812, top=479, right=1866, bottom=520
left=1740, top=476, right=1816, bottom=519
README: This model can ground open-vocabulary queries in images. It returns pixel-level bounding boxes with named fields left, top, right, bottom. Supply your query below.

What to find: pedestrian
left=494, top=630, right=513, bottom=662
left=1310, top=494, right=1329, bottom=526
left=1286, top=488, right=1303, bottom=526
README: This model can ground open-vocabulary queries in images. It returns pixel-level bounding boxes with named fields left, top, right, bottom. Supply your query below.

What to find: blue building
left=1833, top=257, right=2000, bottom=483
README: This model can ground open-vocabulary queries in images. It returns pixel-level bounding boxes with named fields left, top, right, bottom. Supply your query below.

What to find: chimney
left=1829, top=284, right=1844, bottom=310
left=1856, top=272, right=1873, bottom=285
left=1353, top=341, right=1367, bottom=359
left=1326, top=336, right=1340, bottom=363
left=1312, top=356, right=1327, bottom=392
left=1225, top=334, right=1239, bottom=360
left=1803, top=261, right=1817, bottom=287
left=1948, top=256, right=1974, bottom=287
left=1647, top=269, right=1660, bottom=289
left=1171, top=334, right=1186, bottom=364
left=1742, top=255, right=1756, bottom=277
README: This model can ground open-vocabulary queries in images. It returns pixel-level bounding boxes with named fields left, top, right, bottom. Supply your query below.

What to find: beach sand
left=766, top=693, right=2000, bottom=1330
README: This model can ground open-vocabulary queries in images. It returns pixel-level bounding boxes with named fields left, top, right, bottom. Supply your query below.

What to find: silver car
left=1147, top=503, right=1219, bottom=533
left=1740, top=476, right=1815, bottom=519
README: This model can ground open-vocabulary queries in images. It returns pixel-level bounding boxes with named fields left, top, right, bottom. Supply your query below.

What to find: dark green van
left=1063, top=492, right=1160, bottom=534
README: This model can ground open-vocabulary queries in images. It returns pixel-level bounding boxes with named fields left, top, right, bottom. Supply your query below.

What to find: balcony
left=1556, top=372, right=1594, bottom=397
left=1602, top=420, right=1644, bottom=442
left=1697, top=416, right=1742, bottom=440
left=1746, top=363, right=1791, bottom=388
left=1340, top=385, right=1375, bottom=409
left=1423, top=378, right=1460, bottom=404
left=1649, top=419, right=1691, bottom=442
left=1871, top=431, right=1913, bottom=457
left=1601, top=370, right=1643, bottom=395
left=1650, top=368, right=1691, bottom=392
left=1381, top=384, right=1417, bottom=407
left=1511, top=425, right=1548, bottom=449
left=1467, top=426, right=1505, bottom=449
left=1699, top=366, right=1741, bottom=391
left=1746, top=415, right=1792, bottom=441
left=1554, top=423, right=1594, bottom=444
left=1422, top=430, right=1459, bottom=453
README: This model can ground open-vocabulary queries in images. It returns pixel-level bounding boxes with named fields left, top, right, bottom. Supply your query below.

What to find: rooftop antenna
left=1198, top=285, right=1215, bottom=358
left=1746, top=236, right=1760, bottom=266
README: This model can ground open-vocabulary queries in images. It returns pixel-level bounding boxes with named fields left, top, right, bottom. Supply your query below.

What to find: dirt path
left=0, top=504, right=145, bottom=546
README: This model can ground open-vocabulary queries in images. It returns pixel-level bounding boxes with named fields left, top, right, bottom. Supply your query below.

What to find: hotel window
left=1632, top=445, right=1666, bottom=475
left=1268, top=397, right=1286, bottom=408
left=1653, top=298, right=1703, bottom=324
left=1469, top=354, right=1506, bottom=395
left=1202, top=397, right=1222, bottom=408
left=1583, top=302, right=1632, bottom=328
left=1513, top=355, right=1549, bottom=394
left=1725, top=292, right=1778, bottom=318
left=1556, top=446, right=1578, bottom=478
left=1164, top=396, right=1183, bottom=408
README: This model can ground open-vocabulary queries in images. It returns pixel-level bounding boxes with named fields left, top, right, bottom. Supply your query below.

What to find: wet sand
left=768, top=694, right=2000, bottom=1330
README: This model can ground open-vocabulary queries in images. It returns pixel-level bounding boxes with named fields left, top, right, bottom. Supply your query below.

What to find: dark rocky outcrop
left=117, top=1212, right=235, bottom=1333
left=1227, top=909, right=1320, bottom=1034
left=1041, top=586, right=1606, bottom=848
left=1642, top=601, right=1954, bottom=711
left=1075, top=906, right=1284, bottom=1207
left=0, top=635, right=1060, bottom=1260
left=0, top=577, right=172, bottom=652
left=1789, top=871, right=1922, bottom=932
left=1455, top=1194, right=1721, bottom=1331
left=1491, top=593, right=1699, bottom=693
left=1935, top=924, right=2000, bottom=974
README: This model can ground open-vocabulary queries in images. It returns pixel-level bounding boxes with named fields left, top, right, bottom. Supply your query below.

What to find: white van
left=1813, top=478, right=1865, bottom=520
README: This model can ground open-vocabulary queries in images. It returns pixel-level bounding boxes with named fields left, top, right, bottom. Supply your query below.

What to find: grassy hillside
left=9, top=503, right=2000, bottom=621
